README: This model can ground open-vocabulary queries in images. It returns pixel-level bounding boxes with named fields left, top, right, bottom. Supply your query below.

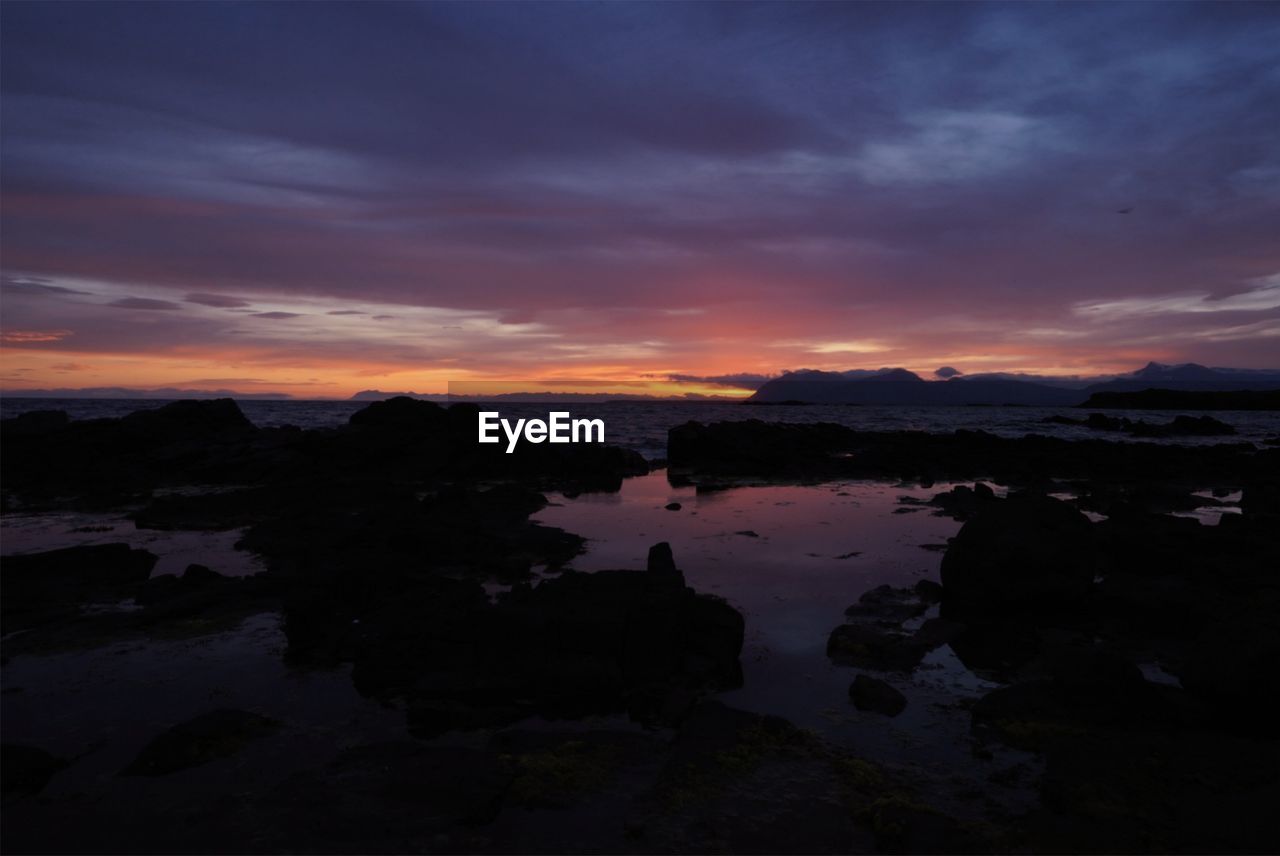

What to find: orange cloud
left=1, top=329, right=73, bottom=344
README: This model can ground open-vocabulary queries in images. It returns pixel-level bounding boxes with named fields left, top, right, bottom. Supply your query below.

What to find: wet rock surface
left=121, top=709, right=280, bottom=776
left=4, top=403, right=1279, bottom=853
left=848, top=675, right=907, bottom=717
left=1042, top=411, right=1237, bottom=437
left=1, top=744, right=67, bottom=798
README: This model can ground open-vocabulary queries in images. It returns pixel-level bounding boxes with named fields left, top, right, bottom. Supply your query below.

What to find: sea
left=2, top=397, right=1277, bottom=461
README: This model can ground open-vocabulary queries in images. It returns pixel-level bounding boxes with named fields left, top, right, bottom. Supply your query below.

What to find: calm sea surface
left=3, top=397, right=1278, bottom=461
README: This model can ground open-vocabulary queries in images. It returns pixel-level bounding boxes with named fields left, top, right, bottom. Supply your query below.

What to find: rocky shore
left=3, top=401, right=1278, bottom=853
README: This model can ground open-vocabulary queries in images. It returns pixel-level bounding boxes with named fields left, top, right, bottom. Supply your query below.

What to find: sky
left=2, top=1, right=1279, bottom=398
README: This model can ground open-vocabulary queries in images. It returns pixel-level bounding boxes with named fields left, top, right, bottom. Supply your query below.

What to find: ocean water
left=2, top=397, right=1278, bottom=461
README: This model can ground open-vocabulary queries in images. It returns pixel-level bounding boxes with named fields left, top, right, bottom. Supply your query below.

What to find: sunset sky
left=2, top=2, right=1278, bottom=398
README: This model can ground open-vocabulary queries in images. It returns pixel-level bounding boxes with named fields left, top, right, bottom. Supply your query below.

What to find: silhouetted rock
left=122, top=709, right=279, bottom=776
left=1, top=744, right=67, bottom=796
left=342, top=546, right=742, bottom=733
left=1042, top=411, right=1236, bottom=437
left=2, top=409, right=69, bottom=436
left=348, top=395, right=449, bottom=434
left=4, top=543, right=157, bottom=592
left=827, top=623, right=928, bottom=672
left=941, top=494, right=1097, bottom=614
left=928, top=481, right=997, bottom=519
left=3, top=544, right=158, bottom=633
left=646, top=541, right=678, bottom=574
left=844, top=584, right=928, bottom=623
left=849, top=674, right=907, bottom=716
left=1079, top=388, right=1280, bottom=410
left=119, top=398, right=254, bottom=441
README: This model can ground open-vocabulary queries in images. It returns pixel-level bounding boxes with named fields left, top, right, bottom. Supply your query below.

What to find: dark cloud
left=2, top=275, right=91, bottom=297
left=1, top=3, right=1277, bottom=385
left=251, top=311, right=303, bottom=320
left=186, top=292, right=250, bottom=308
left=667, top=373, right=773, bottom=390
left=327, top=310, right=366, bottom=316
left=934, top=366, right=963, bottom=378
left=108, top=297, right=183, bottom=310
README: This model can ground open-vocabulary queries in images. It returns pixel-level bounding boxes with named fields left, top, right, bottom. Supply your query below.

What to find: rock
left=1, top=744, right=67, bottom=796
left=913, top=579, right=944, bottom=603
left=843, top=584, right=928, bottom=624
left=348, top=395, right=449, bottom=434
left=119, top=398, right=255, bottom=442
left=941, top=494, right=1097, bottom=614
left=1165, top=414, right=1236, bottom=436
left=849, top=674, right=907, bottom=716
left=181, top=563, right=223, bottom=583
left=4, top=544, right=158, bottom=632
left=1, top=409, right=69, bottom=436
left=971, top=649, right=1199, bottom=751
left=325, top=742, right=514, bottom=825
left=827, top=623, right=928, bottom=672
left=664, top=502, right=682, bottom=511
left=646, top=541, right=678, bottom=575
left=1178, top=609, right=1280, bottom=718
left=122, top=709, right=279, bottom=776
left=348, top=550, right=743, bottom=731
left=4, top=543, right=158, bottom=592
left=1032, top=730, right=1280, bottom=854
left=928, top=482, right=998, bottom=519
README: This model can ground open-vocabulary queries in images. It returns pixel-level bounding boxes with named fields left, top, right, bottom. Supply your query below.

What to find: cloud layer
left=2, top=3, right=1278, bottom=395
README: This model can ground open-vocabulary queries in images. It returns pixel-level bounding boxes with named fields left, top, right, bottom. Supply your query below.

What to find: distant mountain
left=749, top=370, right=1081, bottom=405
left=1085, top=362, right=1280, bottom=394
left=1, top=387, right=292, bottom=400
left=748, top=362, right=1280, bottom=405
left=861, top=368, right=923, bottom=383
left=348, top=390, right=741, bottom=403
left=350, top=390, right=448, bottom=401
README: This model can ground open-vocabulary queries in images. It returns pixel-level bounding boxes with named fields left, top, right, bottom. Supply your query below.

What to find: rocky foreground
left=672, top=417, right=1280, bottom=853
left=3, top=401, right=1279, bottom=853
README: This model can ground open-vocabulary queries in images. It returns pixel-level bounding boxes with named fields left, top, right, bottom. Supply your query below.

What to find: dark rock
left=2, top=409, right=69, bottom=436
left=121, top=709, right=279, bottom=776
left=348, top=548, right=743, bottom=731
left=913, top=579, right=944, bottom=603
left=1032, top=731, right=1280, bottom=854
left=827, top=623, right=928, bottom=672
left=326, top=742, right=513, bottom=825
left=664, top=501, right=682, bottom=511
left=646, top=541, right=679, bottom=575
left=3, top=544, right=158, bottom=632
left=4, top=543, right=157, bottom=592
left=849, top=674, right=907, bottom=716
left=119, top=398, right=254, bottom=442
left=971, top=649, right=1200, bottom=751
left=844, top=584, right=928, bottom=624
left=666, top=418, right=1265, bottom=489
left=1166, top=414, right=1236, bottom=436
left=181, top=563, right=223, bottom=582
left=348, top=395, right=449, bottom=434
left=912, top=617, right=966, bottom=649
left=1, top=744, right=67, bottom=796
left=1179, top=609, right=1280, bottom=717
left=941, top=494, right=1097, bottom=614
left=928, top=482, right=998, bottom=520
